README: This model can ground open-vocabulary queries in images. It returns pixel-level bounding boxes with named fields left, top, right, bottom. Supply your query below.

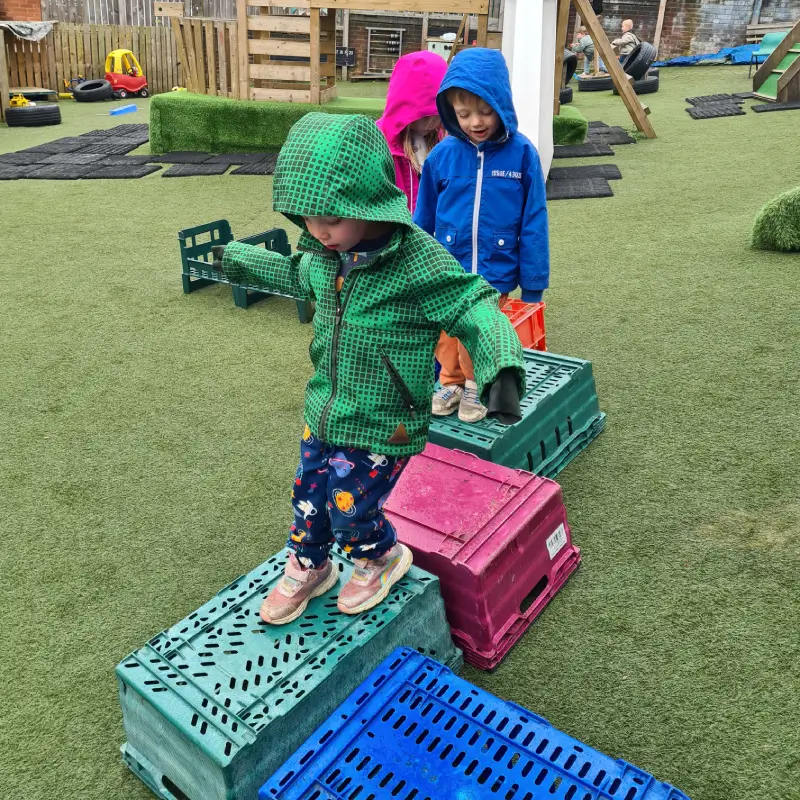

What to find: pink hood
left=376, top=51, right=447, bottom=212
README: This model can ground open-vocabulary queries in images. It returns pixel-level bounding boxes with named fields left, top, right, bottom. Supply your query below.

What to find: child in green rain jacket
left=214, top=112, right=525, bottom=625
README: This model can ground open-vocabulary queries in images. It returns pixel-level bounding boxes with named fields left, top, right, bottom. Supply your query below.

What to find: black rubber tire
left=613, top=74, right=659, bottom=95
left=73, top=79, right=113, bottom=102
left=621, top=41, right=657, bottom=81
left=578, top=75, right=613, bottom=92
left=115, top=88, right=129, bottom=99
left=4, top=103, right=62, bottom=127
left=139, top=87, right=150, bottom=98
left=559, top=86, right=573, bottom=104
left=648, top=67, right=659, bottom=77
left=562, top=50, right=578, bottom=86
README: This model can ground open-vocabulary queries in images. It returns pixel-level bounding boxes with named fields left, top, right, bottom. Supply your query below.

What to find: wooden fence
left=40, top=0, right=237, bottom=28
left=168, top=17, right=242, bottom=96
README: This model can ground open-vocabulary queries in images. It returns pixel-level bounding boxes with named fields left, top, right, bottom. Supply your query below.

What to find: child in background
left=414, top=48, right=549, bottom=423
left=572, top=27, right=605, bottom=75
left=376, top=51, right=448, bottom=214
left=213, top=113, right=525, bottom=625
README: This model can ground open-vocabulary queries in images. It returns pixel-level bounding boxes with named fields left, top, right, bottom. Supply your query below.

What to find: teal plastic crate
left=117, top=548, right=461, bottom=800
left=179, top=219, right=314, bottom=323
left=430, top=349, right=605, bottom=478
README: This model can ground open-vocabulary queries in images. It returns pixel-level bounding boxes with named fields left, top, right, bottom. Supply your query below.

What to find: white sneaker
left=458, top=379, right=487, bottom=423
left=432, top=384, right=463, bottom=416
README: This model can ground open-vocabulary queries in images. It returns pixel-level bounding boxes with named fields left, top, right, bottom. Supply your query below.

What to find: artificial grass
left=553, top=104, right=588, bottom=145
left=751, top=185, right=800, bottom=251
left=2, top=67, right=800, bottom=800
left=149, top=91, right=386, bottom=153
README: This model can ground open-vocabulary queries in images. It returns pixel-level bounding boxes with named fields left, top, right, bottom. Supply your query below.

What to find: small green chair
left=749, top=31, right=790, bottom=78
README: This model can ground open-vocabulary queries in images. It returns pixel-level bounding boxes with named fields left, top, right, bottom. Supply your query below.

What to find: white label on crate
left=546, top=523, right=568, bottom=560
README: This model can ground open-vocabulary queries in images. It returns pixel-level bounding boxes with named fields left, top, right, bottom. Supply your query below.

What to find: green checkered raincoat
left=221, top=113, right=525, bottom=456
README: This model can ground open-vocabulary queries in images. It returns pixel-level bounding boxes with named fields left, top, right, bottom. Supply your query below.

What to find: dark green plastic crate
left=429, top=349, right=605, bottom=478
left=117, top=548, right=461, bottom=800
left=179, top=219, right=314, bottom=323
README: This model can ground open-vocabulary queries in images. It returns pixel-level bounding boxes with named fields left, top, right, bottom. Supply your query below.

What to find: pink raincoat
left=376, top=51, right=448, bottom=214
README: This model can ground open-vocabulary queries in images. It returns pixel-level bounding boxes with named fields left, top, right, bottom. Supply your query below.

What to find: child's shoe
left=458, top=379, right=488, bottom=422
left=260, top=554, right=338, bottom=624
left=432, top=384, right=463, bottom=416
left=337, top=543, right=413, bottom=615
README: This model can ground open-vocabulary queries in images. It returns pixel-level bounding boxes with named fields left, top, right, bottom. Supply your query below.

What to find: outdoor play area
left=2, top=1, right=800, bottom=798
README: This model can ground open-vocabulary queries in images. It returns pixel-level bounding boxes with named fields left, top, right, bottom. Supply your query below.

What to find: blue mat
left=653, top=44, right=757, bottom=67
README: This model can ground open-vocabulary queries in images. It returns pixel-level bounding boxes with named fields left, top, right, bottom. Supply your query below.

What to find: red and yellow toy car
left=105, top=49, right=149, bottom=99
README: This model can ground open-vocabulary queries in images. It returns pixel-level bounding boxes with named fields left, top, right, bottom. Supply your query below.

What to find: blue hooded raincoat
left=413, top=48, right=549, bottom=302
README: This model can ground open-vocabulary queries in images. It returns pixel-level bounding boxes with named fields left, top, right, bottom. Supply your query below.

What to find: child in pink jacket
left=376, top=51, right=448, bottom=214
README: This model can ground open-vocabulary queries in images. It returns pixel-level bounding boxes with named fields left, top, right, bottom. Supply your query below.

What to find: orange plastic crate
left=501, top=299, right=547, bottom=350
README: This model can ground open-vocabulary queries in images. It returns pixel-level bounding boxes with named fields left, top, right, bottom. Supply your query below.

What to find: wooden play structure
left=552, top=0, right=655, bottom=138
left=752, top=18, right=800, bottom=102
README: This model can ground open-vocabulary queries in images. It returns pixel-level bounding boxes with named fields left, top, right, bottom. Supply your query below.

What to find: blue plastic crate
left=260, top=648, right=690, bottom=800
left=117, top=551, right=461, bottom=800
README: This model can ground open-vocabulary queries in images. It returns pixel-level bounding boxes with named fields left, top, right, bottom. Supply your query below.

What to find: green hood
left=273, top=113, right=413, bottom=251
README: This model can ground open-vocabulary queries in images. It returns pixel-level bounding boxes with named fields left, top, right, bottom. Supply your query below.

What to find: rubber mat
left=162, top=162, right=231, bottom=176
left=733, top=91, right=755, bottom=99
left=686, top=93, right=744, bottom=105
left=148, top=151, right=212, bottom=164
left=205, top=152, right=272, bottom=164
left=552, top=143, right=614, bottom=158
left=686, top=104, right=746, bottom=119
left=22, top=138, right=88, bottom=154
left=752, top=100, right=800, bottom=112
left=26, top=163, right=100, bottom=179
left=0, top=164, right=29, bottom=180
left=587, top=120, right=610, bottom=129
left=548, top=164, right=622, bottom=181
left=78, top=139, right=142, bottom=155
left=546, top=177, right=613, bottom=200
left=230, top=155, right=278, bottom=175
left=98, top=154, right=155, bottom=165
left=41, top=152, right=104, bottom=165
left=0, top=151, right=52, bottom=165
left=86, top=163, right=162, bottom=179
left=586, top=130, right=636, bottom=144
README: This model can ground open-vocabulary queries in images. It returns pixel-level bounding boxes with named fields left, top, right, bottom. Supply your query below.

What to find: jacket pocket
left=435, top=228, right=459, bottom=256
left=492, top=229, right=519, bottom=253
left=378, top=347, right=418, bottom=419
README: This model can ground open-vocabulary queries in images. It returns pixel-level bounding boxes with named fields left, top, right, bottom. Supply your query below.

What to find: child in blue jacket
left=414, top=48, right=549, bottom=423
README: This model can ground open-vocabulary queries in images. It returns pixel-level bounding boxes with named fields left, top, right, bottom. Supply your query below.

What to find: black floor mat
left=162, top=162, right=230, bottom=176
left=22, top=138, right=89, bottom=155
left=230, top=155, right=278, bottom=175
left=587, top=120, right=610, bottom=129
left=205, top=152, right=273, bottom=165
left=548, top=164, right=622, bottom=181
left=99, top=154, right=155, bottom=165
left=686, top=104, right=746, bottom=119
left=586, top=130, right=636, bottom=145
left=733, top=92, right=755, bottom=99
left=78, top=139, right=143, bottom=155
left=686, top=93, right=744, bottom=105
left=546, top=178, right=614, bottom=200
left=752, top=100, right=800, bottom=112
left=85, top=163, right=162, bottom=179
left=26, top=163, right=101, bottom=179
left=0, top=164, right=30, bottom=180
left=41, top=152, right=106, bottom=165
left=0, top=151, right=52, bottom=165
left=149, top=151, right=212, bottom=164
left=553, top=143, right=614, bottom=158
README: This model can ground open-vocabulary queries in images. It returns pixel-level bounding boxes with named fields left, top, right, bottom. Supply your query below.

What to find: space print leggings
left=287, top=425, right=409, bottom=568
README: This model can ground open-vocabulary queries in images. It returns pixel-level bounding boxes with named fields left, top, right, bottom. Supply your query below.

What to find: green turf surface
left=2, top=66, right=800, bottom=800
left=752, top=185, right=800, bottom=252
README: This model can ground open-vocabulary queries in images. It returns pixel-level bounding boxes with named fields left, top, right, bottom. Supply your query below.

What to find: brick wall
left=587, top=0, right=800, bottom=58
left=0, top=0, right=42, bottom=21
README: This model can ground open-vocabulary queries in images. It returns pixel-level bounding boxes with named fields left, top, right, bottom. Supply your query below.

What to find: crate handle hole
left=161, top=775, right=191, bottom=800
left=520, top=576, right=548, bottom=614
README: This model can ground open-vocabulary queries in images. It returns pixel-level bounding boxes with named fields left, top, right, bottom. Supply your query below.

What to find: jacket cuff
left=521, top=289, right=543, bottom=304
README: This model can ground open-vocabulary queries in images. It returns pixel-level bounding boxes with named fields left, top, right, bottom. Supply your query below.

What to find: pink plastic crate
left=384, top=443, right=580, bottom=670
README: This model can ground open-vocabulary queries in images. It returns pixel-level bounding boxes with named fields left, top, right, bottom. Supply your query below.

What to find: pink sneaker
left=260, top=554, right=338, bottom=625
left=337, top=544, right=413, bottom=615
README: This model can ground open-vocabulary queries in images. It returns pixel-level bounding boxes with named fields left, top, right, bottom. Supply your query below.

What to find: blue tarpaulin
left=653, top=44, right=758, bottom=67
